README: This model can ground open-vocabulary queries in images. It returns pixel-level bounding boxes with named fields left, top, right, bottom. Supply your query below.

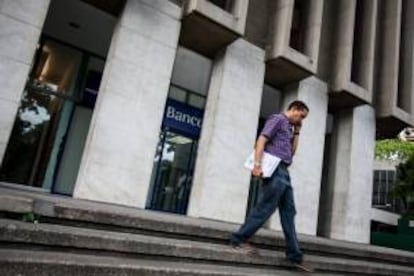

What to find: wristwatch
left=254, top=161, right=261, bottom=167
left=294, top=132, right=300, bottom=135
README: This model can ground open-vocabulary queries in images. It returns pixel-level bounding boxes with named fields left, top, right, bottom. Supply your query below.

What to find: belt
left=279, top=161, right=290, bottom=168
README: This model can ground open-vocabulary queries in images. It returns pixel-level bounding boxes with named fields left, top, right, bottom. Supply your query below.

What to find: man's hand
left=294, top=122, right=302, bottom=133
left=252, top=135, right=268, bottom=178
left=252, top=165, right=263, bottom=177
left=292, top=122, right=302, bottom=155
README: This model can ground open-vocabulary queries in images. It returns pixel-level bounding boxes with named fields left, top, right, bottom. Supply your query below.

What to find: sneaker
left=291, top=261, right=314, bottom=273
left=230, top=242, right=258, bottom=255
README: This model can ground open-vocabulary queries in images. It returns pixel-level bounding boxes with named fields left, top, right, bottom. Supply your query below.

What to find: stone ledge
left=0, top=194, right=33, bottom=214
left=0, top=186, right=413, bottom=267
left=1, top=219, right=414, bottom=275
left=0, top=249, right=320, bottom=276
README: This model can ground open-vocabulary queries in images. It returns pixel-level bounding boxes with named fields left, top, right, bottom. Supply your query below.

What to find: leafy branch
left=375, top=139, right=414, bottom=161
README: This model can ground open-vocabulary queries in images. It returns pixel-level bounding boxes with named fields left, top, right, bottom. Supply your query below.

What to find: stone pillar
left=0, top=0, right=50, bottom=163
left=376, top=0, right=401, bottom=116
left=187, top=39, right=265, bottom=224
left=73, top=0, right=181, bottom=207
left=268, top=77, right=328, bottom=236
left=322, top=105, right=376, bottom=243
left=398, top=0, right=414, bottom=114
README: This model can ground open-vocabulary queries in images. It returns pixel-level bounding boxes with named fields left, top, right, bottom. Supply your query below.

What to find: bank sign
left=162, top=99, right=204, bottom=139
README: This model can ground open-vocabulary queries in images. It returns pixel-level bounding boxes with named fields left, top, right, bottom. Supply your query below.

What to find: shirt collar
left=281, top=112, right=293, bottom=126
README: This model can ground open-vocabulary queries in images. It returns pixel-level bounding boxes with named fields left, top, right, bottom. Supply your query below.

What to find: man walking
left=230, top=100, right=313, bottom=273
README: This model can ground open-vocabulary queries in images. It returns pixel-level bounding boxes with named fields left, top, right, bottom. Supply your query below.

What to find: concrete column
left=398, top=0, right=414, bottom=114
left=268, top=77, right=328, bottom=236
left=268, top=0, right=323, bottom=60
left=266, top=0, right=323, bottom=87
left=268, top=0, right=293, bottom=56
left=332, top=0, right=356, bottom=89
left=187, top=39, right=265, bottom=224
left=377, top=0, right=401, bottom=116
left=0, top=0, right=50, bottom=164
left=321, top=105, right=376, bottom=243
left=73, top=0, right=181, bottom=207
left=331, top=0, right=377, bottom=104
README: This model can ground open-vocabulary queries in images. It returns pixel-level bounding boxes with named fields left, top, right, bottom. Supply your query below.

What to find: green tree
left=391, top=154, right=414, bottom=214
left=375, top=139, right=414, bottom=161
left=376, top=139, right=414, bottom=214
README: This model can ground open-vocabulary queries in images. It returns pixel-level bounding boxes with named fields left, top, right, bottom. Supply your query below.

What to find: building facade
left=0, top=0, right=413, bottom=244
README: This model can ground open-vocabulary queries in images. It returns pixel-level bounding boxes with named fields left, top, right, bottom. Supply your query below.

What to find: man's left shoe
left=230, top=242, right=258, bottom=255
left=291, top=261, right=314, bottom=273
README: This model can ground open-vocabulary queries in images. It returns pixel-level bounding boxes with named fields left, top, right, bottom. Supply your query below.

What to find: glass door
left=146, top=47, right=211, bottom=214
left=0, top=38, right=104, bottom=194
left=0, top=39, right=82, bottom=187
left=148, top=130, right=198, bottom=214
left=245, top=117, right=267, bottom=217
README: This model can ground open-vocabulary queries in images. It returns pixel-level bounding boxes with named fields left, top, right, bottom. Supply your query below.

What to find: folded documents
left=244, top=151, right=281, bottom=178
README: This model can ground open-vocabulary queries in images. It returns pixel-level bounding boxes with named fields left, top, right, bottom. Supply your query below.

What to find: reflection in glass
left=0, top=39, right=104, bottom=194
left=148, top=131, right=198, bottom=214
left=208, top=0, right=233, bottom=12
left=147, top=46, right=210, bottom=214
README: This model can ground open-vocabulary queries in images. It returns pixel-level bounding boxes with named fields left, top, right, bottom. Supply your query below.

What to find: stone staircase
left=0, top=185, right=414, bottom=275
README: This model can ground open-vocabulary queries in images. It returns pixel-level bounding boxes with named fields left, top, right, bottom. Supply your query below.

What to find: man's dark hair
left=288, top=100, right=309, bottom=112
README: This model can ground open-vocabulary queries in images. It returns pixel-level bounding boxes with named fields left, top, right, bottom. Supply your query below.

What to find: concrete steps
left=33, top=197, right=414, bottom=266
left=1, top=219, right=414, bottom=275
left=0, top=249, right=344, bottom=276
left=1, top=187, right=414, bottom=275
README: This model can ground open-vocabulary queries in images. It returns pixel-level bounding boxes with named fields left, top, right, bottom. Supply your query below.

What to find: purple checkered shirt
left=260, top=113, right=294, bottom=164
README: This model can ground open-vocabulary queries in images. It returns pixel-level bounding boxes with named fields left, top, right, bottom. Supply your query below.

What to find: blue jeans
left=230, top=163, right=303, bottom=264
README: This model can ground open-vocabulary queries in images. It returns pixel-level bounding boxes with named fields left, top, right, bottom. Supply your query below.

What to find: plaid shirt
left=260, top=113, right=294, bottom=164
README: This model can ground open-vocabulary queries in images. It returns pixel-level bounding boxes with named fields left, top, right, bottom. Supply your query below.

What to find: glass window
left=147, top=47, right=211, bottom=214
left=171, top=47, right=212, bottom=96
left=188, top=94, right=206, bottom=109
left=208, top=0, right=233, bottom=12
left=168, top=86, right=187, bottom=103
left=0, top=40, right=82, bottom=187
left=33, top=40, right=83, bottom=98
left=0, top=39, right=104, bottom=194
left=147, top=131, right=198, bottom=214
left=245, top=84, right=281, bottom=219
left=51, top=56, right=105, bottom=194
left=290, top=0, right=311, bottom=54
left=372, top=169, right=402, bottom=213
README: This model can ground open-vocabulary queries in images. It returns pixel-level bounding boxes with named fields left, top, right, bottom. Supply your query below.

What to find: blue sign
left=162, top=99, right=204, bottom=138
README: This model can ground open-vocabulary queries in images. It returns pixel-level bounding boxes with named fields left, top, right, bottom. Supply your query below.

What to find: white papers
left=244, top=151, right=281, bottom=178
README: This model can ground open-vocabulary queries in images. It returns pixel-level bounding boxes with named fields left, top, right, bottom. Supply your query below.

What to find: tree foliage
left=391, top=153, right=414, bottom=214
left=375, top=139, right=414, bottom=161
left=376, top=139, right=414, bottom=214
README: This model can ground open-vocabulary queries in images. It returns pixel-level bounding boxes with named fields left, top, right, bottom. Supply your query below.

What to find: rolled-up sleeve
left=260, top=115, right=281, bottom=139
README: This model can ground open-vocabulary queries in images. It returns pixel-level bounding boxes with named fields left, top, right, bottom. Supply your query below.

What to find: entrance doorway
left=245, top=84, right=282, bottom=218
left=0, top=0, right=118, bottom=194
left=147, top=47, right=212, bottom=214
left=148, top=130, right=198, bottom=214
left=147, top=95, right=205, bottom=214
left=0, top=39, right=105, bottom=194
